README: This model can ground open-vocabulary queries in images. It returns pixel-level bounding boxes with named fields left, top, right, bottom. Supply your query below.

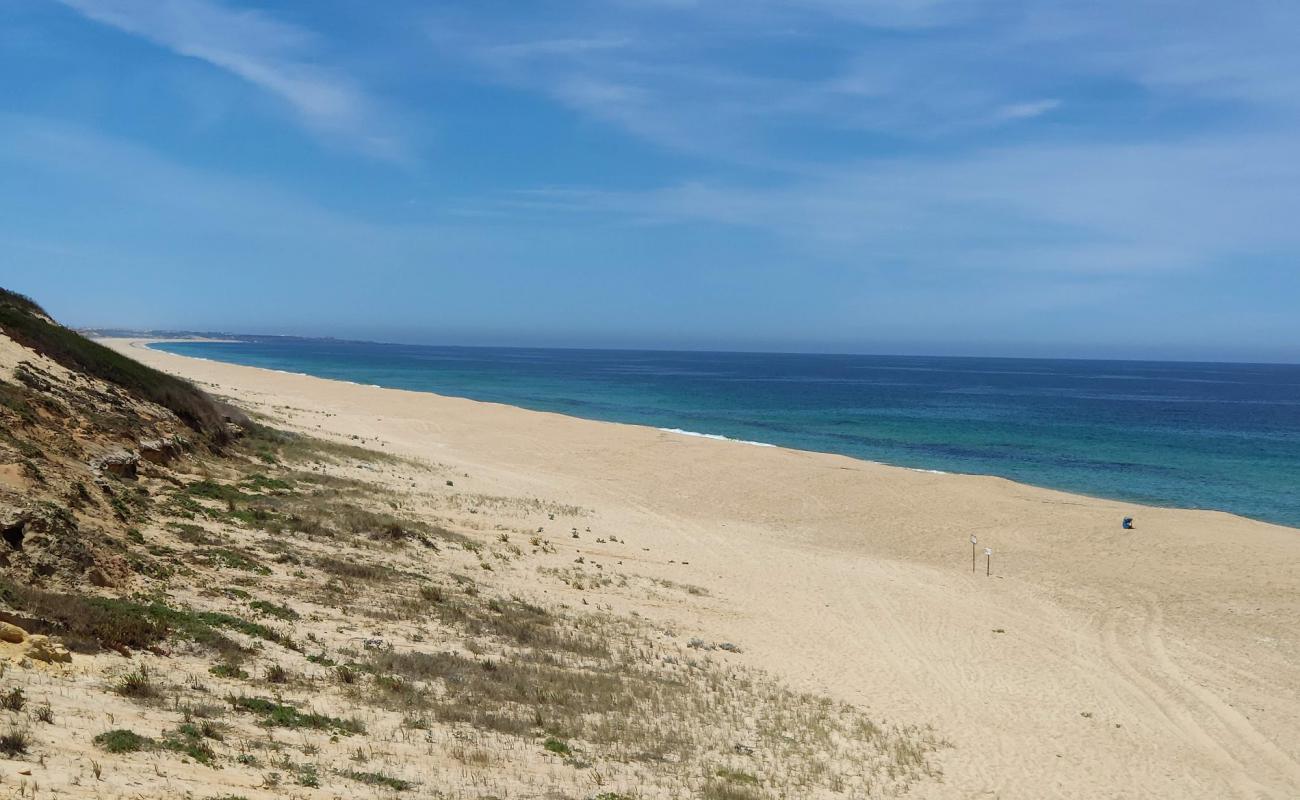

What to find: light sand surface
left=105, top=339, right=1300, bottom=799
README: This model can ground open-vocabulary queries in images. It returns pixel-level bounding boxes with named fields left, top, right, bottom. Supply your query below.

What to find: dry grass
left=0, top=726, right=32, bottom=757
left=447, top=492, right=590, bottom=518
left=0, top=411, right=947, bottom=798
left=355, top=583, right=945, bottom=796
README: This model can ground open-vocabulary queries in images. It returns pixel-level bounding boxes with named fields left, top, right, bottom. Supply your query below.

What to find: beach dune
left=109, top=339, right=1300, bottom=799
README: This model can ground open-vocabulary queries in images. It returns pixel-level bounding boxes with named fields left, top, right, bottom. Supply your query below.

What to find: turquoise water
left=151, top=340, right=1300, bottom=529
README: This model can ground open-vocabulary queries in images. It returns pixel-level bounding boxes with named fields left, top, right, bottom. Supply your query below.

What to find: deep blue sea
left=150, top=340, right=1300, bottom=529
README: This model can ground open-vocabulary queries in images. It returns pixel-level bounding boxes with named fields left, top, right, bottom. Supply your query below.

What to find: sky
left=2, top=1, right=1299, bottom=361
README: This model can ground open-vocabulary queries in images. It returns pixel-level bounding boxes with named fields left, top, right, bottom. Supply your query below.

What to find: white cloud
left=487, top=36, right=631, bottom=59
left=424, top=6, right=1068, bottom=163
left=427, top=0, right=1300, bottom=172
left=482, top=132, right=1300, bottom=278
left=993, top=98, right=1060, bottom=121
left=418, top=2, right=1300, bottom=281
left=54, top=0, right=403, bottom=159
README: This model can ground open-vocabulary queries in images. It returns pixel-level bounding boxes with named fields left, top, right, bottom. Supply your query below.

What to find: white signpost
left=970, top=535, right=978, bottom=572
left=984, top=547, right=993, bottom=577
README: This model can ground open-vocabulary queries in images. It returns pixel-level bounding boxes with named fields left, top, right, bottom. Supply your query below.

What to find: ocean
left=150, top=339, right=1300, bottom=529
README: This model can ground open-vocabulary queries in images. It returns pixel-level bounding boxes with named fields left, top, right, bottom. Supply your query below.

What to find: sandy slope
left=105, top=339, right=1300, bottom=799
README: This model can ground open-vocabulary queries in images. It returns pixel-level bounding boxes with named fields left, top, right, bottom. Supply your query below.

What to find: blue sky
left=2, top=1, right=1299, bottom=361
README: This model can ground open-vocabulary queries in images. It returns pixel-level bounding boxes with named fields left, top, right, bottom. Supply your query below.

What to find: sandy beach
left=102, top=338, right=1300, bottom=799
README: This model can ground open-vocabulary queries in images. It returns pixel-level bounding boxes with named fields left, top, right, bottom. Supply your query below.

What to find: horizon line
left=86, top=328, right=1300, bottom=368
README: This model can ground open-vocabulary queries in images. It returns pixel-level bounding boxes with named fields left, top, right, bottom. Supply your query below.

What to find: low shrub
left=543, top=736, right=571, bottom=756
left=94, top=729, right=152, bottom=754
left=338, top=768, right=415, bottom=791
left=227, top=695, right=364, bottom=735
left=113, top=665, right=159, bottom=699
left=1, top=687, right=26, bottom=712
left=249, top=600, right=298, bottom=621
left=0, top=726, right=31, bottom=757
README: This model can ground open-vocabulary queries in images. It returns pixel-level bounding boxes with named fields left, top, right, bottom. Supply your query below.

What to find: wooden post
left=985, top=547, right=992, bottom=576
left=970, top=535, right=978, bottom=573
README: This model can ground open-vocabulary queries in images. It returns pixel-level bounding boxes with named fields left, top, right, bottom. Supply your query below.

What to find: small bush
left=0, top=726, right=31, bottom=757
left=316, top=556, right=397, bottom=582
left=32, top=702, right=54, bottom=724
left=185, top=479, right=249, bottom=503
left=94, top=728, right=152, bottom=754
left=198, top=720, right=225, bottom=740
left=1, top=687, right=26, bottom=712
left=295, top=764, right=321, bottom=787
left=543, top=736, right=571, bottom=756
left=335, top=665, right=360, bottom=685
left=249, top=600, right=298, bottom=621
left=305, top=651, right=335, bottom=666
left=182, top=702, right=227, bottom=722
left=338, top=768, right=415, bottom=791
left=209, top=661, right=249, bottom=679
left=264, top=663, right=291, bottom=684
left=170, top=523, right=215, bottom=545
left=163, top=726, right=217, bottom=765
left=94, top=724, right=218, bottom=765
left=227, top=695, right=364, bottom=735
left=114, top=665, right=159, bottom=699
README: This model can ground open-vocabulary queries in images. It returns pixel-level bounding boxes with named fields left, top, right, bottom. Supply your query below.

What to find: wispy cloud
left=423, top=6, right=1069, bottom=165
left=429, top=0, right=1300, bottom=168
left=53, top=0, right=403, bottom=159
left=1012, top=2, right=1300, bottom=111
left=992, top=98, right=1060, bottom=122
left=473, top=131, right=1300, bottom=280
left=418, top=0, right=1300, bottom=279
left=428, top=20, right=785, bottom=162
left=487, top=36, right=631, bottom=59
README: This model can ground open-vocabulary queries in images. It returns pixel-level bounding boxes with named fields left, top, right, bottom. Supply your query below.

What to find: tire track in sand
left=1099, top=592, right=1295, bottom=798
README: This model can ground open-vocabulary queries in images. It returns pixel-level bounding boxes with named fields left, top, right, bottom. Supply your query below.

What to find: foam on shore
left=658, top=427, right=777, bottom=447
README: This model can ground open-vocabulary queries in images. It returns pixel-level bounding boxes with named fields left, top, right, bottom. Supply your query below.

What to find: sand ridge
left=106, top=338, right=1300, bottom=799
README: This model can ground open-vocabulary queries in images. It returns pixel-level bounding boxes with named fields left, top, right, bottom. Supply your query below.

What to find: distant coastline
left=67, top=328, right=1300, bottom=366
left=139, top=337, right=1300, bottom=529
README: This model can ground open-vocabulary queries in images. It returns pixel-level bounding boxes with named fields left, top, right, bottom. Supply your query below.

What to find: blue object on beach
left=1122, top=517, right=1134, bottom=530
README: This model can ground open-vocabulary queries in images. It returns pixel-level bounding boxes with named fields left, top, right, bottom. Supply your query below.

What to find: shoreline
left=139, top=338, right=1296, bottom=531
left=104, top=337, right=1300, bottom=798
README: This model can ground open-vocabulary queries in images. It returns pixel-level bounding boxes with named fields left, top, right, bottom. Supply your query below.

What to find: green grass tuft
left=543, top=736, right=572, bottom=756
left=248, top=600, right=298, bottom=620
left=94, top=729, right=153, bottom=753
left=338, top=768, right=416, bottom=791
left=227, top=695, right=364, bottom=734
